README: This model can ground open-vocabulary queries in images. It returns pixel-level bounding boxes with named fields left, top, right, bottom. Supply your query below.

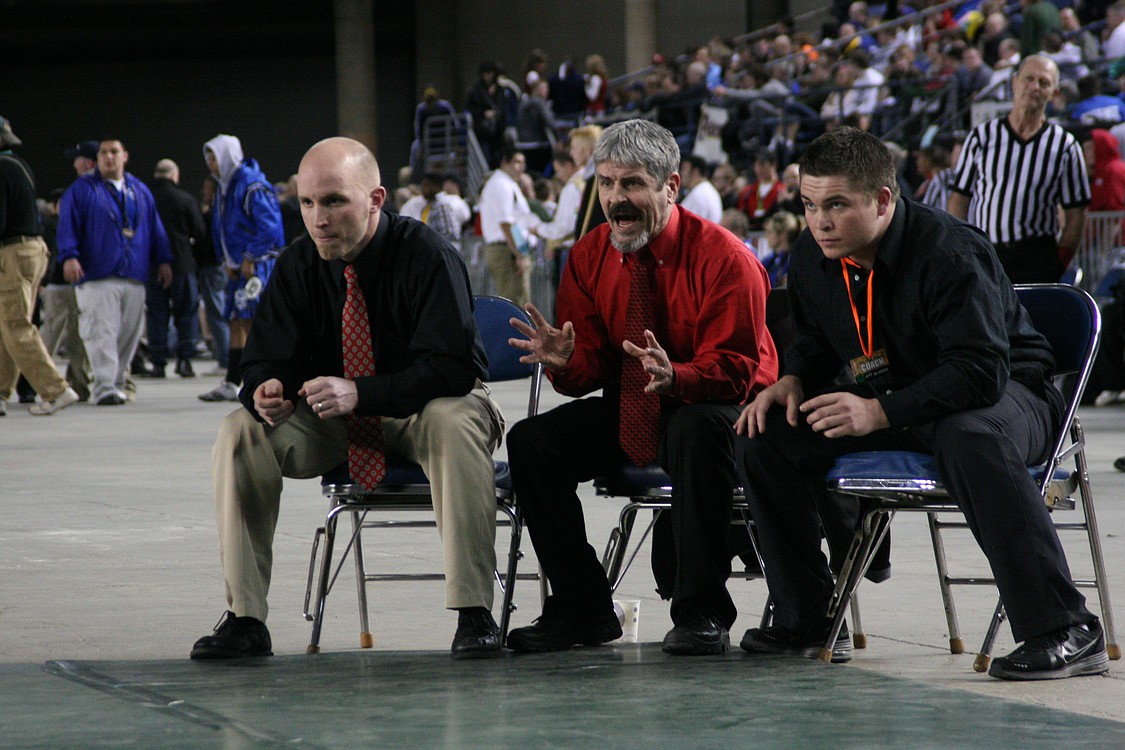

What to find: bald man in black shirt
left=191, top=137, right=506, bottom=661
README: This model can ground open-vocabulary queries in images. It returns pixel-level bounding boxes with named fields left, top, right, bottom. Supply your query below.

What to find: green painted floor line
left=1, top=647, right=1121, bottom=749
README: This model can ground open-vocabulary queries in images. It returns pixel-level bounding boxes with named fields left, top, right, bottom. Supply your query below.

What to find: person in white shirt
left=1105, top=1, right=1125, bottom=61
left=532, top=125, right=601, bottom=297
left=477, top=146, right=538, bottom=305
left=678, top=155, right=723, bottom=223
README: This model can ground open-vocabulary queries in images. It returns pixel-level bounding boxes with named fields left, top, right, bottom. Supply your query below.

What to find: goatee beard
left=610, top=230, right=649, bottom=254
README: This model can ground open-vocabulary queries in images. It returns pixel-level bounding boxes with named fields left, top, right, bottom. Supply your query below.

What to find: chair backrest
left=1015, top=284, right=1101, bottom=480
left=1014, top=284, right=1100, bottom=378
left=474, top=295, right=534, bottom=383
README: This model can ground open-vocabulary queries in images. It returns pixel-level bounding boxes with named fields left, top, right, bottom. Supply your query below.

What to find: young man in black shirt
left=191, top=137, right=506, bottom=661
left=734, top=127, right=1109, bottom=680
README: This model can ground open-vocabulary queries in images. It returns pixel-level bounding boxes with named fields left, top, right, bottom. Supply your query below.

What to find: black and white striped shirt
left=949, top=118, right=1090, bottom=244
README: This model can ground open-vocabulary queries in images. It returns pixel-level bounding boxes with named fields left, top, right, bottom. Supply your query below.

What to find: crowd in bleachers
left=403, top=1, right=1125, bottom=267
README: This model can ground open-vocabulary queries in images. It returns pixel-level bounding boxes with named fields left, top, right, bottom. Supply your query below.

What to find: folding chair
left=302, top=295, right=543, bottom=653
left=823, top=284, right=1119, bottom=669
left=595, top=465, right=866, bottom=645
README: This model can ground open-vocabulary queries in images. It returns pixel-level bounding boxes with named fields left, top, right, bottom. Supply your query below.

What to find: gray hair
left=592, top=119, right=680, bottom=185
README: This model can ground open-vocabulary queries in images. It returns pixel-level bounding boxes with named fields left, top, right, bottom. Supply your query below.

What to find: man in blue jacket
left=198, top=134, right=285, bottom=403
left=57, top=138, right=173, bottom=406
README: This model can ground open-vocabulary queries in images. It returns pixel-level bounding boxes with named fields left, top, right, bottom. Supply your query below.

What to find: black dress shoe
left=507, top=597, right=622, bottom=653
left=741, top=620, right=853, bottom=663
left=451, top=607, right=501, bottom=660
left=988, top=619, right=1109, bottom=680
left=190, top=611, right=273, bottom=659
left=175, top=358, right=196, bottom=378
left=662, top=607, right=730, bottom=655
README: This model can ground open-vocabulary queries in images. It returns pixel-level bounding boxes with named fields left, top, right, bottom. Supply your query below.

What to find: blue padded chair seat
left=321, top=459, right=513, bottom=492
left=827, top=450, right=1067, bottom=491
left=595, top=463, right=672, bottom=496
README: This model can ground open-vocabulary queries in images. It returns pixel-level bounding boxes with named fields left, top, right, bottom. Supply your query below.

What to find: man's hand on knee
left=800, top=391, right=889, bottom=438
left=299, top=376, right=358, bottom=419
left=736, top=375, right=804, bottom=438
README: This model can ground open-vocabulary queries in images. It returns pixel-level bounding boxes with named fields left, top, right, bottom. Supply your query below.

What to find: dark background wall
left=0, top=0, right=788, bottom=201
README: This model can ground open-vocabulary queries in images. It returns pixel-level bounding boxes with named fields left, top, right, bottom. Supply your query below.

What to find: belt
left=0, top=234, right=42, bottom=248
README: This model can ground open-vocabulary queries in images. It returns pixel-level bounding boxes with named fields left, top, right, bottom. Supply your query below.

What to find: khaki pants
left=39, top=284, right=91, bottom=401
left=0, top=238, right=68, bottom=402
left=212, top=382, right=505, bottom=622
left=484, top=242, right=530, bottom=307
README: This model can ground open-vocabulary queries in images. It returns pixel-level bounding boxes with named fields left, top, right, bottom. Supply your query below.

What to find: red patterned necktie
left=342, top=264, right=386, bottom=490
left=619, top=249, right=661, bottom=466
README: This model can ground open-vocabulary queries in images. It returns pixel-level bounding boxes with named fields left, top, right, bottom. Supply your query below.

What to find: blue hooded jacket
left=56, top=169, right=172, bottom=283
left=205, top=134, right=284, bottom=267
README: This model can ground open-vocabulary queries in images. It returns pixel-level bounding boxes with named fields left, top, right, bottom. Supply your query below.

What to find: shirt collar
left=642, top=203, right=682, bottom=264
left=332, top=211, right=389, bottom=278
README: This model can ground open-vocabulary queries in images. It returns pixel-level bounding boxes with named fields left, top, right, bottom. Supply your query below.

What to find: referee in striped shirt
left=948, top=55, right=1090, bottom=284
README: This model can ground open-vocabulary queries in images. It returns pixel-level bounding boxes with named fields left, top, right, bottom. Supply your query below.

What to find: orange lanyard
left=841, top=258, right=874, bottom=358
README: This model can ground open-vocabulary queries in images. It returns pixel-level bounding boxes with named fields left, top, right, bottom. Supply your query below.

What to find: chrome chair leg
left=821, top=508, right=892, bottom=662
left=307, top=503, right=343, bottom=654
left=498, top=503, right=523, bottom=642
left=927, top=512, right=964, bottom=654
left=974, top=600, right=1007, bottom=673
left=350, top=510, right=374, bottom=649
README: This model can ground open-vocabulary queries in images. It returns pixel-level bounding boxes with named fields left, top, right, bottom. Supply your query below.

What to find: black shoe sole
left=190, top=646, right=273, bottom=660
left=507, top=621, right=623, bottom=653
left=988, top=650, right=1110, bottom=681
left=740, top=632, right=853, bottom=663
left=662, top=632, right=731, bottom=656
left=451, top=645, right=503, bottom=660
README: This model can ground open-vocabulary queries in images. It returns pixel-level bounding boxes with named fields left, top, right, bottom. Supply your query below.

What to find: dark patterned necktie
left=619, top=249, right=661, bottom=466
left=343, top=264, right=386, bottom=490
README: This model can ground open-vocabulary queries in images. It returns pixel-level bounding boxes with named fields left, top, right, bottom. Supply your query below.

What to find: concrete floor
left=1, top=369, right=1122, bottom=747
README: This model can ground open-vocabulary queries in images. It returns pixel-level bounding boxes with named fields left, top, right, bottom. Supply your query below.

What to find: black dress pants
left=736, top=380, right=1093, bottom=642
left=507, top=396, right=744, bottom=628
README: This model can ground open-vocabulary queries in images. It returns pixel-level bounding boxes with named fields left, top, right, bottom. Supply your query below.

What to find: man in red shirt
left=506, top=119, right=778, bottom=655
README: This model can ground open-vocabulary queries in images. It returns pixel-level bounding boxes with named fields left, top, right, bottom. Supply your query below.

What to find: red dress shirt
left=550, top=204, right=778, bottom=404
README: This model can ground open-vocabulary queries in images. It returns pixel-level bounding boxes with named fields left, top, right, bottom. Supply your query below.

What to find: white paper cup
left=614, top=599, right=640, bottom=643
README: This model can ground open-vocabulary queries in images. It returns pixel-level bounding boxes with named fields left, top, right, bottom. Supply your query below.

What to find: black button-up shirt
left=240, top=210, right=487, bottom=421
left=785, top=198, right=1057, bottom=429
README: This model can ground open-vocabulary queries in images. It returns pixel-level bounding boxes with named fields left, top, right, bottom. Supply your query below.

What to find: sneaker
left=29, top=387, right=80, bottom=416
left=451, top=607, right=501, bottom=660
left=1114, top=456, right=1125, bottom=473
left=190, top=611, right=273, bottom=659
left=507, top=597, right=623, bottom=653
left=175, top=358, right=196, bottom=378
left=199, top=381, right=240, bottom=402
left=662, top=606, right=730, bottom=656
left=988, top=620, right=1109, bottom=681
left=740, top=620, right=853, bottom=663
left=95, top=393, right=127, bottom=406
left=1095, top=390, right=1123, bottom=407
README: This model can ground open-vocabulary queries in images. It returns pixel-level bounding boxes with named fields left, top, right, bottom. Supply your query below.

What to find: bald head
left=297, top=137, right=387, bottom=262
left=154, top=158, right=179, bottom=183
left=300, top=137, right=381, bottom=190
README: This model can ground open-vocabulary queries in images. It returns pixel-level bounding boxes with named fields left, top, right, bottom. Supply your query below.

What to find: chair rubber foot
left=950, top=638, right=964, bottom=655
left=306, top=644, right=321, bottom=654
left=853, top=633, right=867, bottom=650
left=816, top=648, right=834, bottom=663
left=359, top=632, right=374, bottom=649
left=973, top=654, right=990, bottom=673
left=1108, top=643, right=1121, bottom=661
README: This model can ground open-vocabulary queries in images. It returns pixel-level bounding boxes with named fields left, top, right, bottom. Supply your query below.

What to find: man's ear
left=371, top=185, right=387, bottom=213
left=877, top=186, right=893, bottom=215
left=666, top=172, right=681, bottom=203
